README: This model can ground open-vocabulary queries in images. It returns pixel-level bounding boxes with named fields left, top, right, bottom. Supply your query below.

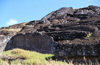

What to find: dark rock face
left=42, top=7, right=74, bottom=20
left=74, top=5, right=100, bottom=15
left=46, top=31, right=87, bottom=41
left=0, top=5, right=100, bottom=60
left=55, top=44, right=100, bottom=57
left=5, top=33, right=55, bottom=54
left=37, top=5, right=100, bottom=58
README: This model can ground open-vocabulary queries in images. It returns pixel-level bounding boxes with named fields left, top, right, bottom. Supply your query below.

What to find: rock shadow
left=46, top=56, right=100, bottom=65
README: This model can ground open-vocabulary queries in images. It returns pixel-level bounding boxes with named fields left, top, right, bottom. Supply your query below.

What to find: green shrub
left=86, top=33, right=92, bottom=38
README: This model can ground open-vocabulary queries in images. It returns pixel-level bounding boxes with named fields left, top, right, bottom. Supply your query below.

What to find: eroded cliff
left=0, top=6, right=100, bottom=60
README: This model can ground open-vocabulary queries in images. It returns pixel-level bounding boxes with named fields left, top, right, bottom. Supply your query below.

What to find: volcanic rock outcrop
left=5, top=33, right=55, bottom=53
left=0, top=5, right=100, bottom=58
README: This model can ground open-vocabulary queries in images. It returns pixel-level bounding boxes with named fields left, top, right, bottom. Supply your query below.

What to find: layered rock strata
left=0, top=5, right=100, bottom=57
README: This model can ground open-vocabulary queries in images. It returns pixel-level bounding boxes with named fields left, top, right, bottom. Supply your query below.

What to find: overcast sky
left=0, top=0, right=100, bottom=27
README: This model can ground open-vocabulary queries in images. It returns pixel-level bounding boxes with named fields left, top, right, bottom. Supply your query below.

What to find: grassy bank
left=0, top=49, right=68, bottom=65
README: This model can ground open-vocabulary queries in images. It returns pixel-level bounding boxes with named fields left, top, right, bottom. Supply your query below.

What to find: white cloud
left=6, top=19, right=18, bottom=26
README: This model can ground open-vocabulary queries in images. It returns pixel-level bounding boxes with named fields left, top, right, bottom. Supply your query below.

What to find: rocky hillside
left=0, top=5, right=100, bottom=64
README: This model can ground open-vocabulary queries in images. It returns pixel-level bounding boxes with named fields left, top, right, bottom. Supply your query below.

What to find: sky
left=0, top=0, right=100, bottom=27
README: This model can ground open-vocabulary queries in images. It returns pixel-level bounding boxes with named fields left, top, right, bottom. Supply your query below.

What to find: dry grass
left=1, top=49, right=100, bottom=65
left=1, top=28, right=21, bottom=32
left=1, top=48, right=69, bottom=65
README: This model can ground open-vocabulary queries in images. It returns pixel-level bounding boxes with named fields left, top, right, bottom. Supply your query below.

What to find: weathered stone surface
left=5, top=33, right=55, bottom=53
left=0, top=35, right=12, bottom=56
left=55, top=44, right=100, bottom=57
left=46, top=31, right=87, bottom=41
left=39, top=5, right=100, bottom=57
left=0, top=5, right=100, bottom=59
left=42, top=7, right=75, bottom=23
